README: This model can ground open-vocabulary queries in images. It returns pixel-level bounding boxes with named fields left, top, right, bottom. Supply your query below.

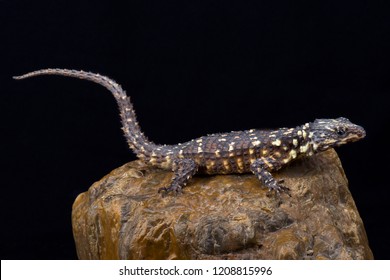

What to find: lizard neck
left=294, top=123, right=317, bottom=156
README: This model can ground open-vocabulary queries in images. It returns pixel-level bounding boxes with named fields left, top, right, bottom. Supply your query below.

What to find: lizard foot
left=267, top=180, right=291, bottom=197
left=158, top=184, right=183, bottom=196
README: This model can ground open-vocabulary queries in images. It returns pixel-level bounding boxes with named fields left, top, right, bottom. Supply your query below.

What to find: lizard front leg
left=158, top=158, right=198, bottom=194
left=250, top=157, right=290, bottom=194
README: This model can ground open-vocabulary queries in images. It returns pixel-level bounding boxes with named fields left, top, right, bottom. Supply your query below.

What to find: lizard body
left=14, top=69, right=366, bottom=194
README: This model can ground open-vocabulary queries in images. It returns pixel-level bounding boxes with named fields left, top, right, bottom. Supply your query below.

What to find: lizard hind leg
left=158, top=158, right=198, bottom=195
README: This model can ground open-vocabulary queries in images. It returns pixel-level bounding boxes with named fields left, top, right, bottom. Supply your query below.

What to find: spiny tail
left=13, top=68, right=159, bottom=158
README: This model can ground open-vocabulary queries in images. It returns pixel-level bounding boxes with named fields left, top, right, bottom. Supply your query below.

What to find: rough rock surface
left=72, top=149, right=373, bottom=259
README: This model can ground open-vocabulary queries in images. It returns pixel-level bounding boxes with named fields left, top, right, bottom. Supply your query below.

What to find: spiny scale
left=14, top=69, right=366, bottom=195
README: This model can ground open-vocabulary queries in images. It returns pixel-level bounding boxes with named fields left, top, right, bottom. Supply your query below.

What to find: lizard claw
left=158, top=184, right=183, bottom=196
left=268, top=180, right=291, bottom=196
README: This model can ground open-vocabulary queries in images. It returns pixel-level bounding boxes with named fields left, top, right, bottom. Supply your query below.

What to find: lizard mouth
left=357, top=126, right=366, bottom=138
left=350, top=125, right=366, bottom=141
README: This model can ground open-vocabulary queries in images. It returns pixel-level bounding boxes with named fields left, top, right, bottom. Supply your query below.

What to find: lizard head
left=308, top=117, right=366, bottom=152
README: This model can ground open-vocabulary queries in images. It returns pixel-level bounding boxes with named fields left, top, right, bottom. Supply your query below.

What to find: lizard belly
left=194, top=154, right=253, bottom=175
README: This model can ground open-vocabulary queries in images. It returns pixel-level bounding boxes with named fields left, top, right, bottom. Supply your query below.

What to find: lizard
left=14, top=69, right=366, bottom=195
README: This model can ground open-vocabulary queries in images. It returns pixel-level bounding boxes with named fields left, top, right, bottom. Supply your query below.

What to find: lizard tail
left=13, top=68, right=159, bottom=158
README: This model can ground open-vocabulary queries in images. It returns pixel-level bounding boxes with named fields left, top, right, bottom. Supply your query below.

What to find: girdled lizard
left=14, top=69, right=366, bottom=195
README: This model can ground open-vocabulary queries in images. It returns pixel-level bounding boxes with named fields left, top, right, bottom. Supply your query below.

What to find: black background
left=1, top=1, right=389, bottom=259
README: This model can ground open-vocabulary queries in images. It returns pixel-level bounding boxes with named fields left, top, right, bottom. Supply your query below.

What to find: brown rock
left=72, top=149, right=373, bottom=259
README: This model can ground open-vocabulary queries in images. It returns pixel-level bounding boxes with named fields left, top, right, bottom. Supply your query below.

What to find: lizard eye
left=336, top=128, right=347, bottom=136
